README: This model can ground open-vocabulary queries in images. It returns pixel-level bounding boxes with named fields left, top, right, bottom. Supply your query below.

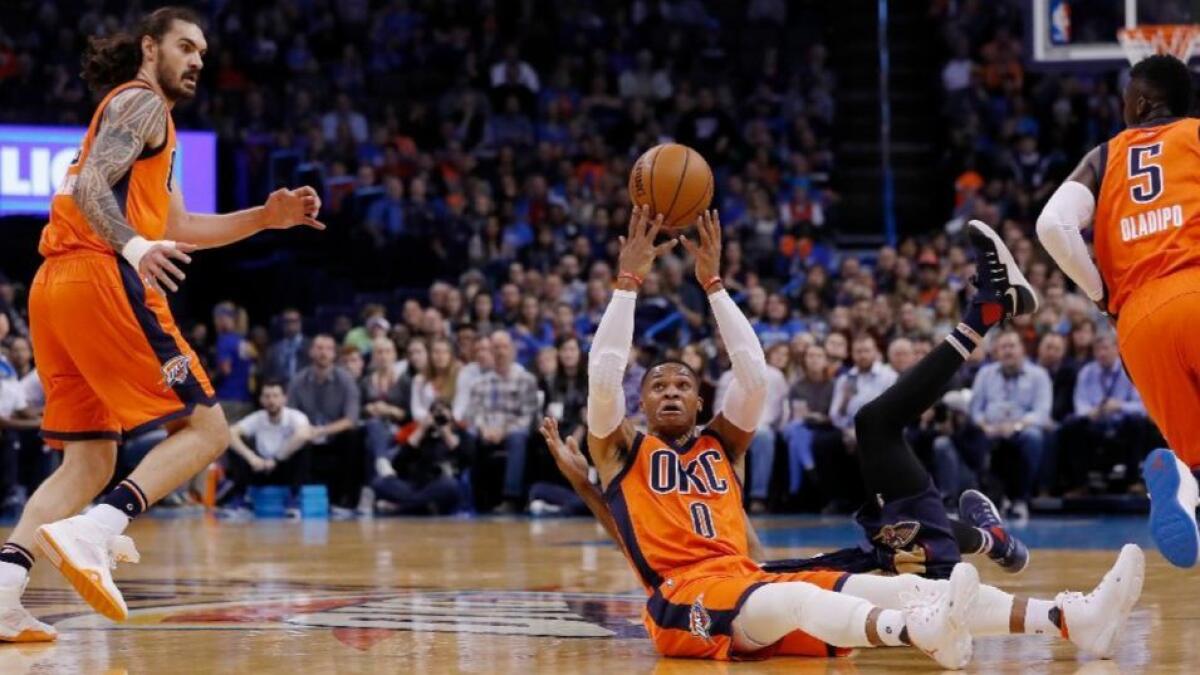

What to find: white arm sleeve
left=709, top=289, right=768, bottom=431
left=587, top=289, right=636, bottom=437
left=1036, top=180, right=1104, bottom=302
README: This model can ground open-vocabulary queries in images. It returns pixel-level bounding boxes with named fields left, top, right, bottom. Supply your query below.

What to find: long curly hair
left=81, top=6, right=200, bottom=94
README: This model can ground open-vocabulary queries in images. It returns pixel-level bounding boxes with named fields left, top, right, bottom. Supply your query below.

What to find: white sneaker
left=34, top=515, right=139, bottom=622
left=1057, top=543, right=1145, bottom=659
left=0, top=581, right=56, bottom=642
left=903, top=562, right=979, bottom=669
left=528, top=499, right=563, bottom=516
left=356, top=487, right=375, bottom=516
left=1142, top=448, right=1200, bottom=567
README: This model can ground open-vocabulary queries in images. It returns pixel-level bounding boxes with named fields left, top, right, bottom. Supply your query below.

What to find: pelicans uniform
left=604, top=429, right=850, bottom=660
left=1093, top=117, right=1200, bottom=467
left=30, top=79, right=214, bottom=448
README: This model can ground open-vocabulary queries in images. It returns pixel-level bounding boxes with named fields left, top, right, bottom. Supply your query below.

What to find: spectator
left=1036, top=332, right=1077, bottom=423
left=969, top=331, right=1053, bottom=520
left=618, top=49, right=673, bottom=102
left=511, top=295, right=554, bottom=367
left=213, top=302, right=256, bottom=421
left=466, top=331, right=539, bottom=513
left=782, top=344, right=835, bottom=498
left=337, top=345, right=366, bottom=380
left=1059, top=333, right=1151, bottom=494
left=224, top=381, right=313, bottom=506
left=680, top=343, right=717, bottom=424
left=0, top=353, right=39, bottom=514
left=371, top=399, right=466, bottom=515
left=754, top=293, right=807, bottom=347
left=816, top=335, right=897, bottom=510
left=344, top=305, right=389, bottom=355
left=453, top=335, right=493, bottom=421
left=716, top=353, right=789, bottom=513
left=263, top=308, right=311, bottom=385
left=321, top=92, right=368, bottom=143
left=287, top=335, right=363, bottom=510
left=364, top=176, right=407, bottom=244
left=412, top=337, right=460, bottom=422
left=538, top=337, right=588, bottom=441
left=886, top=337, right=916, bottom=374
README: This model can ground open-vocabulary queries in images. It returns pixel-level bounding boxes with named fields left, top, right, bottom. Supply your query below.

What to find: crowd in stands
left=0, top=0, right=1165, bottom=519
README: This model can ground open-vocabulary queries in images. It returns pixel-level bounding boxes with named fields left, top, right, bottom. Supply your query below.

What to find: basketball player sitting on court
left=0, top=7, right=323, bottom=641
left=1036, top=54, right=1200, bottom=568
left=538, top=206, right=1143, bottom=666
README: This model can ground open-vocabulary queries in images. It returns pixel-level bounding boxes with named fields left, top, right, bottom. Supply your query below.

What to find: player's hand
left=678, top=210, right=722, bottom=287
left=139, top=241, right=197, bottom=294
left=538, top=417, right=589, bottom=486
left=617, top=205, right=676, bottom=280
left=263, top=186, right=325, bottom=231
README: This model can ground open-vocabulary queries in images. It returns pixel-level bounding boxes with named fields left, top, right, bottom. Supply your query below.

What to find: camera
left=431, top=402, right=452, bottom=427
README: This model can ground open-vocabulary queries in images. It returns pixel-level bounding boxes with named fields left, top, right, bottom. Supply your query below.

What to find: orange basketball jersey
left=1094, top=117, right=1200, bottom=315
left=604, top=430, right=749, bottom=590
left=39, top=79, right=176, bottom=258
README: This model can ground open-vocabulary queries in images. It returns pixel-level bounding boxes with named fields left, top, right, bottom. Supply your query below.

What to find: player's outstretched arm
left=74, top=88, right=195, bottom=294
left=1036, top=147, right=1105, bottom=305
left=586, top=205, right=676, bottom=481
left=539, top=417, right=621, bottom=543
left=166, top=185, right=324, bottom=249
left=680, top=210, right=767, bottom=459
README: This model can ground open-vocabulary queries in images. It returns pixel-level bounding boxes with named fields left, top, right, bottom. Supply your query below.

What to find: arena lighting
left=0, top=125, right=216, bottom=215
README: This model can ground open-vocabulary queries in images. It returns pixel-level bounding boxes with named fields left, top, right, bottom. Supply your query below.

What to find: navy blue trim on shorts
left=40, top=429, right=122, bottom=442
left=608, top=488, right=662, bottom=589
left=115, top=257, right=211, bottom=406
left=124, top=398, right=218, bottom=438
left=646, top=581, right=765, bottom=637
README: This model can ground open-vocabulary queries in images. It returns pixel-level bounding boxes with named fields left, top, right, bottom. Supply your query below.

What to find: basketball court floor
left=0, top=513, right=1193, bottom=674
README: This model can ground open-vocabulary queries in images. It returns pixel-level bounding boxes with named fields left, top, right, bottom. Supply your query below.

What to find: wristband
left=702, top=275, right=723, bottom=293
left=121, top=236, right=175, bottom=269
left=617, top=271, right=644, bottom=288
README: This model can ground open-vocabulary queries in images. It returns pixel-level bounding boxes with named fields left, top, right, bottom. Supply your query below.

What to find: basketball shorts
left=644, top=555, right=851, bottom=661
left=762, top=480, right=960, bottom=580
left=1117, top=267, right=1200, bottom=468
left=29, top=251, right=216, bottom=448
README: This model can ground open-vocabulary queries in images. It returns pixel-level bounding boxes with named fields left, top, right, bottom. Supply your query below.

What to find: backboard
left=1030, top=0, right=1200, bottom=64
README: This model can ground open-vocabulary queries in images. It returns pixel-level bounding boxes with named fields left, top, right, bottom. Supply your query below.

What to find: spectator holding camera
left=371, top=399, right=467, bottom=515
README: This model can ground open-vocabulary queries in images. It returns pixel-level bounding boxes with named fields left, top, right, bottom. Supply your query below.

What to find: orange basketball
left=628, top=143, right=714, bottom=231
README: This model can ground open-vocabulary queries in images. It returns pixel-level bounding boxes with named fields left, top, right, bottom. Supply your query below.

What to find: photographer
left=371, top=400, right=468, bottom=515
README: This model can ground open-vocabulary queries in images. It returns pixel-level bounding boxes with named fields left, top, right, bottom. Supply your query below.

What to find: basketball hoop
left=1117, top=24, right=1200, bottom=65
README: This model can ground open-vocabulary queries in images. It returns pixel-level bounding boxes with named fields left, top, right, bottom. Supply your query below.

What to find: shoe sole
left=0, top=628, right=57, bottom=643
left=941, top=563, right=979, bottom=670
left=967, top=220, right=1040, bottom=314
left=34, top=526, right=128, bottom=622
left=1142, top=449, right=1200, bottom=568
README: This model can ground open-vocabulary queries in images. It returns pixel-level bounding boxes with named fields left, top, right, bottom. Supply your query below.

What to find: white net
left=1117, top=24, right=1200, bottom=64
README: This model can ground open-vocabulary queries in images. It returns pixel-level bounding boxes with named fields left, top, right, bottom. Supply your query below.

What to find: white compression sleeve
left=732, top=581, right=877, bottom=650
left=1036, top=180, right=1104, bottom=302
left=709, top=290, right=768, bottom=431
left=840, top=573, right=1016, bottom=637
left=587, top=289, right=636, bottom=438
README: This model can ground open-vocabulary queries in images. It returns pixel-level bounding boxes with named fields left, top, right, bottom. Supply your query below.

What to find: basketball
left=628, top=143, right=714, bottom=231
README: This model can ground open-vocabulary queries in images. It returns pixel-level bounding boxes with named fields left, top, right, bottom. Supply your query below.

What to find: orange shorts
left=1118, top=266, right=1200, bottom=468
left=28, top=251, right=215, bottom=448
left=644, top=556, right=851, bottom=661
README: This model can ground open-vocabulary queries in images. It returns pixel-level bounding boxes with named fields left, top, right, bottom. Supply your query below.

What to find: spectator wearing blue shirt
left=510, top=295, right=554, bottom=368
left=1058, top=333, right=1152, bottom=494
left=213, top=302, right=256, bottom=421
left=364, top=176, right=406, bottom=245
left=969, top=330, right=1053, bottom=520
left=754, top=293, right=807, bottom=347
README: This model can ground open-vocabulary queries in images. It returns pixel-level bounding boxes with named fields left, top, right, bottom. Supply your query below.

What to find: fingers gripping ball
left=628, top=143, right=714, bottom=231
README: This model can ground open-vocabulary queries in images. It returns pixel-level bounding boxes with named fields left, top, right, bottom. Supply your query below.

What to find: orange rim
left=34, top=528, right=126, bottom=622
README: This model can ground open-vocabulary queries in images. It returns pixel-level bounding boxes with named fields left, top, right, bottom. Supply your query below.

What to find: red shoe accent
left=982, top=302, right=1003, bottom=325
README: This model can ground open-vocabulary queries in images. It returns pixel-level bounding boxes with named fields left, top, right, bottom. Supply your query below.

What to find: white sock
left=874, top=609, right=907, bottom=646
left=1025, top=598, right=1060, bottom=636
left=0, top=561, right=28, bottom=586
left=86, top=504, right=131, bottom=536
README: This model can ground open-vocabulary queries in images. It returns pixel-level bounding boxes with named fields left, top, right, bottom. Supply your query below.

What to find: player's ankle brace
left=0, top=543, right=34, bottom=572
left=101, top=479, right=150, bottom=520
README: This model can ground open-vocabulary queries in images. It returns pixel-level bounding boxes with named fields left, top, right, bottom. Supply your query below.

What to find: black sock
left=0, top=542, right=34, bottom=571
left=101, top=479, right=149, bottom=519
left=949, top=519, right=989, bottom=554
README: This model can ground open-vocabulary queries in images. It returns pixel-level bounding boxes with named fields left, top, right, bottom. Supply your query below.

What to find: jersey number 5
left=689, top=502, right=717, bottom=539
left=1128, top=144, right=1163, bottom=203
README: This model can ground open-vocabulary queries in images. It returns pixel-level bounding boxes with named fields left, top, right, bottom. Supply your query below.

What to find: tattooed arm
left=73, top=88, right=195, bottom=293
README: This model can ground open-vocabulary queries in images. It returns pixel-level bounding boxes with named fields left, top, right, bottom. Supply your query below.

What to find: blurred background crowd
left=0, top=0, right=1162, bottom=518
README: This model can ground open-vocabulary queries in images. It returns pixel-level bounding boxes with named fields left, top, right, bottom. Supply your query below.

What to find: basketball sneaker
left=0, top=580, right=56, bottom=642
left=903, top=562, right=978, bottom=670
left=967, top=219, right=1039, bottom=319
left=959, top=489, right=1030, bottom=573
left=1057, top=543, right=1145, bottom=658
left=34, top=516, right=140, bottom=622
left=1142, top=447, right=1200, bottom=567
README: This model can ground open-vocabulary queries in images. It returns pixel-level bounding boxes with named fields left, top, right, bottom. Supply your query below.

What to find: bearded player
left=0, top=7, right=323, bottom=640
left=539, top=208, right=1143, bottom=666
left=1036, top=54, right=1200, bottom=568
